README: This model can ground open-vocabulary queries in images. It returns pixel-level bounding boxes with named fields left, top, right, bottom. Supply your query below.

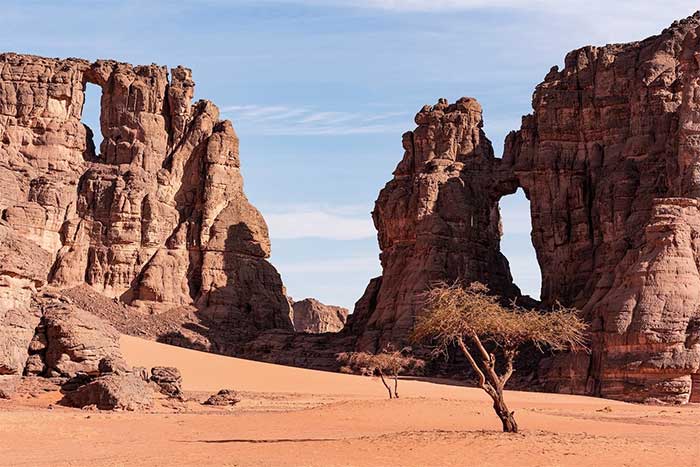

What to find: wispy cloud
left=264, top=204, right=376, bottom=240
left=221, top=104, right=409, bottom=136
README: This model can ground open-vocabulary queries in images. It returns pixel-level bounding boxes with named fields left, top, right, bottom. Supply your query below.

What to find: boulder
left=98, top=357, right=130, bottom=375
left=0, top=308, right=42, bottom=376
left=0, top=222, right=52, bottom=375
left=63, top=373, right=155, bottom=411
left=150, top=366, right=183, bottom=398
left=203, top=389, right=240, bottom=406
left=41, top=304, right=123, bottom=378
left=0, top=376, right=20, bottom=399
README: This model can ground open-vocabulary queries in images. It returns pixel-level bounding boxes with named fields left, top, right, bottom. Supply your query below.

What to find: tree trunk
left=455, top=336, right=518, bottom=433
left=378, top=371, right=393, bottom=399
left=393, top=374, right=399, bottom=399
left=492, top=392, right=518, bottom=433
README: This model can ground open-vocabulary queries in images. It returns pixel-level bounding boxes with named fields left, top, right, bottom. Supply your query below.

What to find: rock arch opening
left=499, top=188, right=541, bottom=300
left=81, top=81, right=103, bottom=159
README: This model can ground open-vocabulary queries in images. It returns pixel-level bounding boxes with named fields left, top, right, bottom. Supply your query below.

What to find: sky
left=2, top=0, right=698, bottom=309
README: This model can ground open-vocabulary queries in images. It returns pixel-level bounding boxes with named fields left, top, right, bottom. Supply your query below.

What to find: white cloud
left=222, top=104, right=410, bottom=136
left=264, top=205, right=376, bottom=240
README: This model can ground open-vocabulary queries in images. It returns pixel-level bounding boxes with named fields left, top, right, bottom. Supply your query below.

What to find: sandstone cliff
left=5, top=12, right=700, bottom=405
left=0, top=53, right=293, bottom=344
left=505, top=13, right=700, bottom=404
left=354, top=13, right=700, bottom=404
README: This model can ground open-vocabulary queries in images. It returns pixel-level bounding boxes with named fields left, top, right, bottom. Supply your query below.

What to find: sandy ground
left=0, top=336, right=698, bottom=467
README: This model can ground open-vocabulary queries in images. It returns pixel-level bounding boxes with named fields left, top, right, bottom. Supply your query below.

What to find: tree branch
left=378, top=370, right=392, bottom=399
left=469, top=332, right=501, bottom=388
left=457, top=336, right=497, bottom=399
left=498, top=348, right=517, bottom=390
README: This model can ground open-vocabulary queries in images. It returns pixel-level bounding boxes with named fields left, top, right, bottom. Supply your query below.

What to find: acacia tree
left=412, top=282, right=587, bottom=433
left=337, top=349, right=424, bottom=399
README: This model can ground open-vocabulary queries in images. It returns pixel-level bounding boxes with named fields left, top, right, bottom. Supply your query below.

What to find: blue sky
left=3, top=0, right=698, bottom=309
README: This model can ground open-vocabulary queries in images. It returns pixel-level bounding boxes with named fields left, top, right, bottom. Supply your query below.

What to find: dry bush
left=337, top=348, right=424, bottom=399
left=412, top=282, right=587, bottom=433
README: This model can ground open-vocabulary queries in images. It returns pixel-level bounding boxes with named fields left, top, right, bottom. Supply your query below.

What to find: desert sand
left=0, top=335, right=697, bottom=467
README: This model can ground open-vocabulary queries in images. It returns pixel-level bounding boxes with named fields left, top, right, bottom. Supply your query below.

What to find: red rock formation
left=0, top=53, right=292, bottom=344
left=351, top=97, right=519, bottom=351
left=504, top=13, right=700, bottom=403
left=355, top=13, right=700, bottom=404
left=0, top=221, right=51, bottom=375
left=291, top=298, right=348, bottom=333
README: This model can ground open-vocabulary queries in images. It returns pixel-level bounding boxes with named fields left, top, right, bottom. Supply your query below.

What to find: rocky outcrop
left=150, top=366, right=183, bottom=398
left=203, top=389, right=240, bottom=406
left=0, top=53, right=292, bottom=343
left=0, top=221, right=52, bottom=375
left=63, top=372, right=155, bottom=411
left=291, top=298, right=348, bottom=333
left=39, top=302, right=123, bottom=378
left=354, top=13, right=700, bottom=403
left=351, top=97, right=519, bottom=352
left=504, top=14, right=700, bottom=404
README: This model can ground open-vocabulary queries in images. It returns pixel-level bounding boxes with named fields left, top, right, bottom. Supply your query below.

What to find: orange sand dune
left=0, top=336, right=698, bottom=467
left=122, top=335, right=633, bottom=407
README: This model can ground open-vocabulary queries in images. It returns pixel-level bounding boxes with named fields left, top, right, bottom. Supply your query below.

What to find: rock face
left=354, top=13, right=700, bottom=403
left=0, top=53, right=292, bottom=342
left=351, top=97, right=519, bottom=351
left=291, top=298, right=348, bottom=333
left=0, top=221, right=52, bottom=375
left=504, top=14, right=700, bottom=404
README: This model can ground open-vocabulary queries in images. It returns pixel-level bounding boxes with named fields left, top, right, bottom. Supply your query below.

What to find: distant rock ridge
left=352, top=12, right=700, bottom=404
left=290, top=298, right=348, bottom=333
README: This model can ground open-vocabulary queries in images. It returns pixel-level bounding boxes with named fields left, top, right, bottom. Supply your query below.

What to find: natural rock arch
left=351, top=12, right=700, bottom=404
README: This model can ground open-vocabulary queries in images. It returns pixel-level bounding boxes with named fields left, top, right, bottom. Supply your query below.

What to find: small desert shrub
left=412, top=282, right=587, bottom=433
left=337, top=348, right=424, bottom=399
